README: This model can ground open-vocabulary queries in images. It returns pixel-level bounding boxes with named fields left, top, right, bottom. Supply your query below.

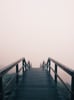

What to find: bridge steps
left=13, top=68, right=59, bottom=100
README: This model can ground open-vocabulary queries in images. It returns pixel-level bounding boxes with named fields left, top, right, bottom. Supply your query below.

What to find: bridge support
left=0, top=76, right=3, bottom=100
left=16, top=64, right=19, bottom=84
left=48, top=59, right=51, bottom=74
left=71, top=76, right=74, bottom=100
left=22, top=59, right=25, bottom=73
left=55, top=64, right=57, bottom=83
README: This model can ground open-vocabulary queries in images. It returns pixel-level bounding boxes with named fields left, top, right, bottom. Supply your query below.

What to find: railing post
left=16, top=64, right=19, bottom=84
left=0, top=76, right=3, bottom=100
left=22, top=59, right=25, bottom=73
left=55, top=64, right=57, bottom=83
left=25, top=62, right=27, bottom=71
left=48, top=59, right=51, bottom=74
left=71, top=76, right=74, bottom=100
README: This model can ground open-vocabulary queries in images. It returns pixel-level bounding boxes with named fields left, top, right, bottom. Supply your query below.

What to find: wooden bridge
left=0, top=57, right=74, bottom=100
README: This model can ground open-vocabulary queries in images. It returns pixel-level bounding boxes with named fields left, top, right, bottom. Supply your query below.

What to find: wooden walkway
left=12, top=68, right=60, bottom=100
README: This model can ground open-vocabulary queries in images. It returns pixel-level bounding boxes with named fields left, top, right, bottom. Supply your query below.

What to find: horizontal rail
left=0, top=58, right=25, bottom=77
left=47, top=57, right=74, bottom=76
left=4, top=74, right=16, bottom=90
left=50, top=66, right=72, bottom=94
left=18, top=67, right=23, bottom=73
left=0, top=57, right=28, bottom=100
left=41, top=57, right=74, bottom=100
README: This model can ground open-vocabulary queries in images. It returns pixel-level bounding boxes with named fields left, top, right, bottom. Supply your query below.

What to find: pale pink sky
left=0, top=0, right=74, bottom=69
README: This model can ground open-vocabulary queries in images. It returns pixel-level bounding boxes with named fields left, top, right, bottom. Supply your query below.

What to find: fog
left=0, top=0, right=74, bottom=69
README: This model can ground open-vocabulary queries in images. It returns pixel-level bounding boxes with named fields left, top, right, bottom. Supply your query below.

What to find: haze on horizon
left=0, top=0, right=74, bottom=69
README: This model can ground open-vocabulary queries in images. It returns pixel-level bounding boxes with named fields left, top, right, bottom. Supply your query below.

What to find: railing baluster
left=71, top=76, right=74, bottom=100
left=22, top=59, right=25, bottom=73
left=0, top=58, right=28, bottom=100
left=25, top=61, right=27, bottom=71
left=55, top=64, right=57, bottom=83
left=45, top=58, right=74, bottom=100
left=16, top=64, right=19, bottom=84
left=48, top=59, right=51, bottom=73
left=0, top=76, right=3, bottom=100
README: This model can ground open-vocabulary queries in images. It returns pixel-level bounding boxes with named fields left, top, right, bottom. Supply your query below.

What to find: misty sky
left=0, top=0, right=74, bottom=68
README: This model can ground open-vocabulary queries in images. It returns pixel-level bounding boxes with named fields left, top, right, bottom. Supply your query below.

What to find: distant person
left=23, top=59, right=27, bottom=70
left=28, top=61, right=31, bottom=70
left=42, top=61, right=45, bottom=70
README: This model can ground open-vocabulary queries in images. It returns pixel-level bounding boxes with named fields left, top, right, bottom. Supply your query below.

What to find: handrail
left=42, top=57, right=74, bottom=100
left=0, top=58, right=27, bottom=100
left=47, top=57, right=74, bottom=76
left=49, top=66, right=72, bottom=94
left=0, top=58, right=25, bottom=77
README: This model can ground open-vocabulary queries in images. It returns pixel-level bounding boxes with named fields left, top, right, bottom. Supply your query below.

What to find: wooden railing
left=42, top=57, right=74, bottom=100
left=0, top=58, right=28, bottom=100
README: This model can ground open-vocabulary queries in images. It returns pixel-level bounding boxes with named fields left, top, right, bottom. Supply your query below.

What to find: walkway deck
left=13, top=68, right=59, bottom=100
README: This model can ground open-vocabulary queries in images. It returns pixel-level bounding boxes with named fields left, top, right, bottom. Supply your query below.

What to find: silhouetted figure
left=42, top=61, right=45, bottom=70
left=23, top=59, right=27, bottom=70
left=28, top=61, right=31, bottom=70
